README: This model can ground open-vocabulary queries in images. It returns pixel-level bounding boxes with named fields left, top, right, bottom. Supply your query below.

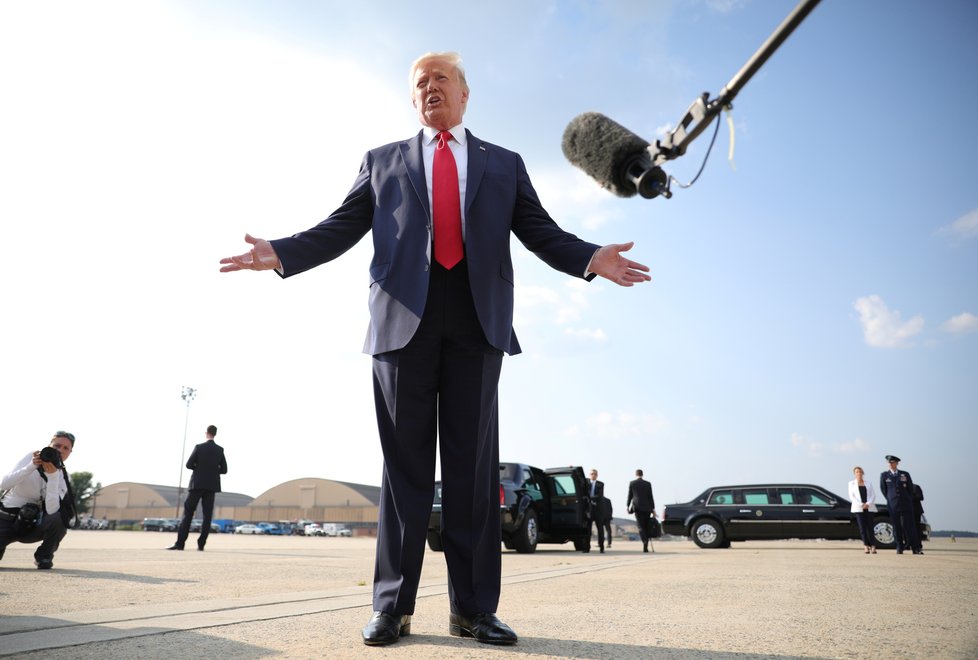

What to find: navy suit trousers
left=371, top=260, right=504, bottom=616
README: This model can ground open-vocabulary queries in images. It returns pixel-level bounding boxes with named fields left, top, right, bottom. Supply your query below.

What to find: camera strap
left=60, top=466, right=77, bottom=527
left=38, top=468, right=49, bottom=513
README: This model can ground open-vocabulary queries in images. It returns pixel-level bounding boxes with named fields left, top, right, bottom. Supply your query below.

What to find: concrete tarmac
left=1, top=531, right=976, bottom=659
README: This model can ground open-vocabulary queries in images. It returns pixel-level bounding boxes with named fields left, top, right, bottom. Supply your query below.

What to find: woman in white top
left=848, top=466, right=878, bottom=554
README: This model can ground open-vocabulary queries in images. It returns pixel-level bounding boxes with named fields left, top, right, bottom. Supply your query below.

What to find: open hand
left=219, top=233, right=282, bottom=272
left=589, top=242, right=651, bottom=287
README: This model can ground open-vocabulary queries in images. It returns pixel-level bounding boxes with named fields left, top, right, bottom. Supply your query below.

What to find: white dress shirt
left=1, top=452, right=65, bottom=514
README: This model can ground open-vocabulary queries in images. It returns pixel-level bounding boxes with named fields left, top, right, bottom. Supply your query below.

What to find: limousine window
left=743, top=490, right=770, bottom=505
left=709, top=490, right=734, bottom=505
left=777, top=489, right=795, bottom=504
left=794, top=488, right=833, bottom=506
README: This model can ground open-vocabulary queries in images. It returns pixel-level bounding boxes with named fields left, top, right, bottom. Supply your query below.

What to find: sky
left=2, top=1, right=976, bottom=532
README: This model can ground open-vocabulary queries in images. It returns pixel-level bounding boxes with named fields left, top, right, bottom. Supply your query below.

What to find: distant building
left=90, top=478, right=381, bottom=533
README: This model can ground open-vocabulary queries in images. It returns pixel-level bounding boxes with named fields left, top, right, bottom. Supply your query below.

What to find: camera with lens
left=39, top=446, right=63, bottom=468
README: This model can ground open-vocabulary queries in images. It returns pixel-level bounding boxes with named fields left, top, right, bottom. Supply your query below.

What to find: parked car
left=190, top=519, right=221, bottom=533
left=317, top=523, right=352, bottom=537
left=304, top=523, right=325, bottom=537
left=662, top=483, right=931, bottom=550
left=234, top=523, right=263, bottom=535
left=427, top=462, right=592, bottom=554
left=256, top=522, right=286, bottom=535
left=142, top=517, right=177, bottom=532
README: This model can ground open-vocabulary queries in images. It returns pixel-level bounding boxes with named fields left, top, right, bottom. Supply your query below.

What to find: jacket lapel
left=464, top=129, right=486, bottom=217
left=401, top=131, right=430, bottom=220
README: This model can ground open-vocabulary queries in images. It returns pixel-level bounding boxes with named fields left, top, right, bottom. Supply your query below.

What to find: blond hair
left=409, top=51, right=469, bottom=101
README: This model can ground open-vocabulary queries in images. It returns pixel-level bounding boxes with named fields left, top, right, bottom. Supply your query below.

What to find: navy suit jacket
left=186, top=440, right=227, bottom=492
left=270, top=129, right=600, bottom=356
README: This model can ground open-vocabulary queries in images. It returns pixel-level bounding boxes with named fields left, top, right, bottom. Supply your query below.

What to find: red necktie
left=433, top=130, right=463, bottom=269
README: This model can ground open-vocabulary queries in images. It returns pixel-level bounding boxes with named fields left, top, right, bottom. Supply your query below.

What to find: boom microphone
left=561, top=0, right=822, bottom=202
left=561, top=112, right=669, bottom=199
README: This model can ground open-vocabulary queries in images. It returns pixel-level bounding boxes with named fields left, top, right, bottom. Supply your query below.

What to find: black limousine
left=662, top=483, right=930, bottom=549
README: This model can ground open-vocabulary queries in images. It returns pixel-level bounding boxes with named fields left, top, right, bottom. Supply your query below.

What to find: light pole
left=176, top=386, right=197, bottom=517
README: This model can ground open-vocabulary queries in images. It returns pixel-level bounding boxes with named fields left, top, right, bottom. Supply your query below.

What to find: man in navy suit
left=880, top=455, right=923, bottom=555
left=220, top=51, right=650, bottom=646
left=168, top=425, right=227, bottom=552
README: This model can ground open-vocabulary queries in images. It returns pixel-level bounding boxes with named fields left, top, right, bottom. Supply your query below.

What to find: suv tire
left=426, top=530, right=444, bottom=552
left=513, top=508, right=538, bottom=553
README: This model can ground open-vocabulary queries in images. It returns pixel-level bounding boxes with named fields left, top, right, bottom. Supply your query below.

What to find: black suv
left=428, top=463, right=592, bottom=554
left=662, top=483, right=931, bottom=549
left=141, top=517, right=178, bottom=532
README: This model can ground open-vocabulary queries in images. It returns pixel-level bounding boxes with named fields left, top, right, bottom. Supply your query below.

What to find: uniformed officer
left=879, top=455, right=923, bottom=555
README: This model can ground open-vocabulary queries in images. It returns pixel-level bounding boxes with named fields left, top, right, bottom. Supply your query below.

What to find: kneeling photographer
left=0, top=431, right=77, bottom=569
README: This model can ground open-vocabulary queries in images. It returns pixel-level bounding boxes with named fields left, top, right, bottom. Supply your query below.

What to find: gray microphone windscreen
left=562, top=112, right=650, bottom=198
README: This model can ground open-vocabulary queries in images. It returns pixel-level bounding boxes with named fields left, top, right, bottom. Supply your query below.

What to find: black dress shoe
left=166, top=545, right=184, bottom=551
left=34, top=558, right=53, bottom=570
left=913, top=550, right=924, bottom=555
left=449, top=613, right=517, bottom=645
left=197, top=546, right=205, bottom=551
left=362, top=611, right=411, bottom=646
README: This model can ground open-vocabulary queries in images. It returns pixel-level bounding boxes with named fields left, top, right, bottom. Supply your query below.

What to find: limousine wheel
left=691, top=518, right=725, bottom=549
left=872, top=518, right=897, bottom=550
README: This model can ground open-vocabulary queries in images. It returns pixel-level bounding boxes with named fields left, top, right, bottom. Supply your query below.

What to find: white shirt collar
left=423, top=123, right=466, bottom=146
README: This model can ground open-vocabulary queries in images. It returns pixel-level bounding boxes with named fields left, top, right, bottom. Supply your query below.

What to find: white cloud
left=794, top=433, right=871, bottom=457
left=707, top=0, right=747, bottom=14
left=833, top=437, right=871, bottom=454
left=790, top=432, right=823, bottom=457
left=941, top=312, right=978, bottom=335
left=532, top=169, right=624, bottom=231
left=853, top=295, right=924, bottom=348
left=571, top=411, right=669, bottom=440
left=939, top=208, right=978, bottom=241
left=563, top=327, right=608, bottom=342
left=514, top=278, right=594, bottom=330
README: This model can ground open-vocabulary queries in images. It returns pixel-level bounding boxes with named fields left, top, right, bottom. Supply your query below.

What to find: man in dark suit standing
left=602, top=496, right=614, bottom=549
left=627, top=468, right=656, bottom=553
left=586, top=469, right=607, bottom=553
left=169, top=425, right=227, bottom=552
left=880, top=455, right=922, bottom=555
left=220, top=51, right=650, bottom=646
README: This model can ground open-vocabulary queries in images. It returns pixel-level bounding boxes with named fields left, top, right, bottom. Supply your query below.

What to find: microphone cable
left=668, top=109, right=724, bottom=191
